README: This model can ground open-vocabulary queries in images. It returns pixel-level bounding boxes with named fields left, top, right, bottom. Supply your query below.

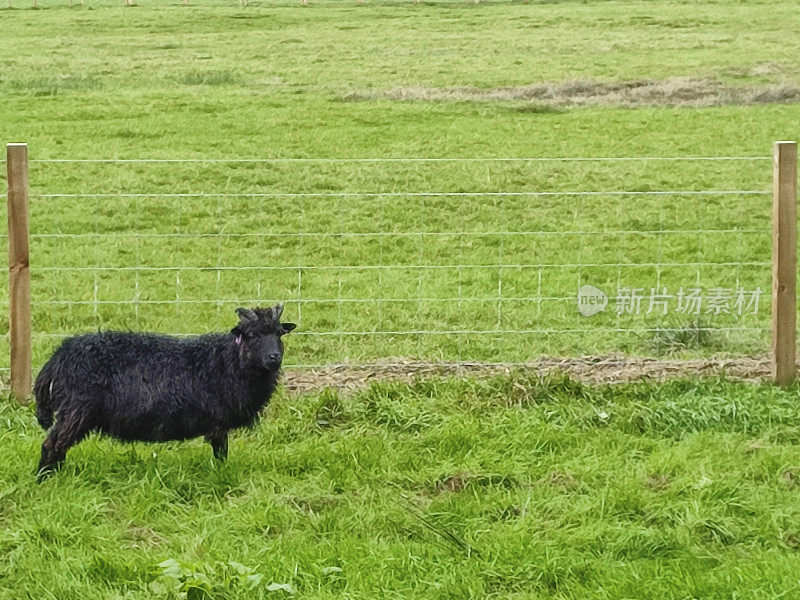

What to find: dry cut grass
left=342, top=77, right=800, bottom=107
left=283, top=355, right=775, bottom=393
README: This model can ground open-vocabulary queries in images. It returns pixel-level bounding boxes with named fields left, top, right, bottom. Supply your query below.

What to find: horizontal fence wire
left=0, top=354, right=776, bottom=375
left=32, top=262, right=772, bottom=271
left=31, top=295, right=759, bottom=305
left=29, top=229, right=770, bottom=237
left=24, top=156, right=771, bottom=163
left=0, top=355, right=777, bottom=375
left=35, top=297, right=630, bottom=304
left=34, top=190, right=770, bottom=198
left=29, top=327, right=766, bottom=338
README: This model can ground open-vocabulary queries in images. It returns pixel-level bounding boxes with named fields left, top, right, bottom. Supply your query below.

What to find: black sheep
left=33, top=304, right=296, bottom=479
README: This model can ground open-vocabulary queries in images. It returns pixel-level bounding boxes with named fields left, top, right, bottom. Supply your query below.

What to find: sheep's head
left=232, top=304, right=297, bottom=371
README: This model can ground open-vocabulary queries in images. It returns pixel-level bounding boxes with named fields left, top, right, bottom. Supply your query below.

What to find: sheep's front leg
left=205, top=430, right=229, bottom=461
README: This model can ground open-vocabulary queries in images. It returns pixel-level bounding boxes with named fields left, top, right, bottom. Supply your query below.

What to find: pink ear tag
left=235, top=334, right=242, bottom=346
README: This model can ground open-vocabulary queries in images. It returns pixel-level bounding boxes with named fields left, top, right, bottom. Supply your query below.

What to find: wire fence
left=0, top=154, right=778, bottom=377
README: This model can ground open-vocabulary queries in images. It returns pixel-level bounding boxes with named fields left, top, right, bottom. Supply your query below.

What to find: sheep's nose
left=267, top=352, right=281, bottom=365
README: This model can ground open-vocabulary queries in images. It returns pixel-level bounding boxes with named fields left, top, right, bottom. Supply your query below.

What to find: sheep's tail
left=34, top=361, right=56, bottom=429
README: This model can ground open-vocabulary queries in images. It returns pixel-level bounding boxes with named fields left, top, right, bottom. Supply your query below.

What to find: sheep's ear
left=281, top=322, right=297, bottom=335
left=236, top=307, right=258, bottom=323
left=272, top=303, right=284, bottom=320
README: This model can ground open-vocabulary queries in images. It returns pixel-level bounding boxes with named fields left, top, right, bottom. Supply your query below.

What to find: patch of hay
left=283, top=355, right=774, bottom=394
left=341, top=77, right=800, bottom=108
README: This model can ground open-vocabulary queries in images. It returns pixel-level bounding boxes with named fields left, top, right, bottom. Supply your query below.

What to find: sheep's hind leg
left=37, top=410, right=91, bottom=481
left=206, top=430, right=229, bottom=461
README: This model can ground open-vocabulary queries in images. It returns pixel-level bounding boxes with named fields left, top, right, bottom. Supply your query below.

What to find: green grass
left=1, top=1, right=799, bottom=370
left=4, top=375, right=800, bottom=598
left=3, top=5, right=800, bottom=597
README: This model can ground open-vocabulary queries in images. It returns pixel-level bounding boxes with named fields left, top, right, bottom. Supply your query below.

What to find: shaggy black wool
left=33, top=305, right=296, bottom=479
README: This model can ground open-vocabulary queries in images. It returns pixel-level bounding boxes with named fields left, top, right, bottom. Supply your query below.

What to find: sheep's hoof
left=36, top=467, right=55, bottom=483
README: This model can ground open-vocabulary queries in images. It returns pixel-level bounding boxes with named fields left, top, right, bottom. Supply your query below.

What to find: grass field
left=4, top=376, right=800, bottom=598
left=0, top=0, right=799, bottom=370
left=3, top=2, right=800, bottom=598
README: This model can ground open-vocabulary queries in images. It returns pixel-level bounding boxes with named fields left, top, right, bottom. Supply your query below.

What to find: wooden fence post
left=772, top=141, right=798, bottom=386
left=6, top=143, right=32, bottom=403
